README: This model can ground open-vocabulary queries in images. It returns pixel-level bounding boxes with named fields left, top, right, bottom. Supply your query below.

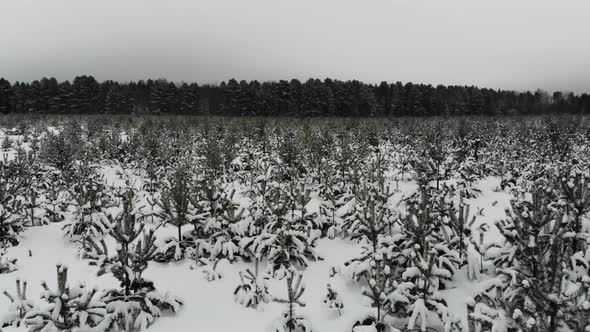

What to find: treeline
left=1, top=76, right=589, bottom=116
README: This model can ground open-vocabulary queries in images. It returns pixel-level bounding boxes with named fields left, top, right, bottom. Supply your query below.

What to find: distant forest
left=1, top=76, right=589, bottom=116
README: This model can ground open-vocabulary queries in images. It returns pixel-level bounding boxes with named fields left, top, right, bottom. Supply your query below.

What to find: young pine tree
left=84, top=188, right=183, bottom=331
left=398, top=186, right=460, bottom=330
left=1, top=278, right=34, bottom=328
left=270, top=271, right=312, bottom=332
left=156, top=159, right=197, bottom=261
left=234, top=268, right=271, bottom=310
left=0, top=162, right=25, bottom=247
left=471, top=183, right=590, bottom=332
left=24, top=264, right=110, bottom=332
left=322, top=283, right=344, bottom=317
left=62, top=162, right=112, bottom=252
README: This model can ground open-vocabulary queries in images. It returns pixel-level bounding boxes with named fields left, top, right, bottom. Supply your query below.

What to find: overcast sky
left=2, top=0, right=589, bottom=93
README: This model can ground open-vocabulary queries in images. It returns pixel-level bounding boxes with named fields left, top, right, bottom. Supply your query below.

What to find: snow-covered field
left=0, top=164, right=511, bottom=332
left=0, top=118, right=589, bottom=332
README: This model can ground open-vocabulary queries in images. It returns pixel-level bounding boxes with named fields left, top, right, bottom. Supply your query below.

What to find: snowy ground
left=0, top=163, right=513, bottom=332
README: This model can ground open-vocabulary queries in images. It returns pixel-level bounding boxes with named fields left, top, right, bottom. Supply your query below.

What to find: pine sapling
left=63, top=163, right=112, bottom=252
left=201, top=258, right=225, bottom=281
left=234, top=268, right=271, bottom=310
left=473, top=182, right=590, bottom=332
left=1, top=135, right=12, bottom=151
left=0, top=165, right=25, bottom=247
left=42, top=170, right=67, bottom=223
left=0, top=248, right=17, bottom=274
left=403, top=248, right=453, bottom=331
left=1, top=278, right=34, bottom=327
left=289, top=182, right=317, bottom=230
left=24, top=264, right=110, bottom=332
left=446, top=192, right=477, bottom=262
left=319, top=188, right=346, bottom=239
left=156, top=160, right=196, bottom=261
left=398, top=186, right=460, bottom=330
left=560, top=171, right=590, bottom=252
left=322, top=283, right=343, bottom=317
left=191, top=185, right=243, bottom=263
left=86, top=191, right=183, bottom=331
left=270, top=271, right=312, bottom=332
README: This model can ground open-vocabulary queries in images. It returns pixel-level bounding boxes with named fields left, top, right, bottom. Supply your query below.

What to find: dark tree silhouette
left=0, top=76, right=588, bottom=117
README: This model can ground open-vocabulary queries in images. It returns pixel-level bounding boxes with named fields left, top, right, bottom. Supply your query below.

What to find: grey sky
left=2, top=0, right=589, bottom=93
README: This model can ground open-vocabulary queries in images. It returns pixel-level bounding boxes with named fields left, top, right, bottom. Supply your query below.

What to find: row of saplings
left=0, top=159, right=509, bottom=332
left=2, top=188, right=182, bottom=331
left=325, top=166, right=590, bottom=332
left=3, top=154, right=589, bottom=332
left=287, top=166, right=590, bottom=332
left=1, top=157, right=335, bottom=332
left=4, top=161, right=466, bottom=332
left=150, top=161, right=486, bottom=332
left=338, top=180, right=478, bottom=332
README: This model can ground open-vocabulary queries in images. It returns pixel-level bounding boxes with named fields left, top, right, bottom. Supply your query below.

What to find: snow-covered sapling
left=156, top=159, right=196, bottom=261
left=398, top=186, right=460, bottom=330
left=191, top=184, right=244, bottom=263
left=403, top=248, right=453, bottom=331
left=15, top=150, right=48, bottom=227
left=257, top=227, right=319, bottom=280
left=41, top=170, right=67, bottom=223
left=270, top=271, right=312, bottom=332
left=473, top=183, right=590, bottom=332
left=288, top=182, right=319, bottom=231
left=98, top=227, right=183, bottom=331
left=0, top=162, right=25, bottom=247
left=23, top=178, right=44, bottom=227
left=25, top=264, right=110, bottom=332
left=322, top=283, right=343, bottom=317
left=62, top=163, right=112, bottom=251
left=234, top=268, right=271, bottom=309
left=0, top=248, right=17, bottom=273
left=469, top=223, right=490, bottom=278
left=201, top=258, right=224, bottom=282
left=245, top=185, right=321, bottom=279
left=560, top=171, right=590, bottom=252
left=446, top=193, right=476, bottom=261
left=83, top=188, right=184, bottom=331
left=1, top=135, right=12, bottom=151
left=1, top=278, right=33, bottom=328
left=319, top=188, right=346, bottom=239
left=465, top=294, right=502, bottom=332
left=85, top=188, right=157, bottom=289
left=342, top=181, right=395, bottom=247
